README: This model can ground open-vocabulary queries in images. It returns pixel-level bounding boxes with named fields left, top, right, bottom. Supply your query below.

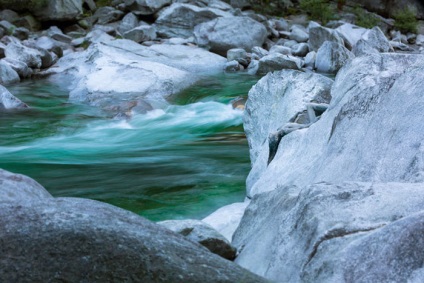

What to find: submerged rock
left=0, top=169, right=268, bottom=283
left=159, top=219, right=237, bottom=260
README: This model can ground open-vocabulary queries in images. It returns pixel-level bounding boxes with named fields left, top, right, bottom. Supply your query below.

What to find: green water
left=0, top=73, right=258, bottom=221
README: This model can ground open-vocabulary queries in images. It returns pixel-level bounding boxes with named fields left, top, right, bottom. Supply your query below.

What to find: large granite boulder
left=233, top=182, right=424, bottom=282
left=0, top=0, right=83, bottom=22
left=0, top=169, right=268, bottom=283
left=43, top=37, right=226, bottom=114
left=194, top=16, right=267, bottom=56
left=0, top=85, right=27, bottom=109
left=154, top=3, right=231, bottom=38
left=158, top=219, right=237, bottom=260
left=315, top=41, right=354, bottom=73
left=246, top=53, right=424, bottom=196
left=243, top=70, right=333, bottom=194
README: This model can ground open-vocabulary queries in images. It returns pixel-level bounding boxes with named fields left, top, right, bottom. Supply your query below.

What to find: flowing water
left=0, top=73, right=258, bottom=221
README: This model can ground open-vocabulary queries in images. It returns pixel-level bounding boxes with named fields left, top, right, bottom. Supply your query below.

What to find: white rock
left=0, top=61, right=20, bottom=85
left=289, top=25, right=309, bottom=43
left=203, top=201, right=249, bottom=242
left=335, top=23, right=368, bottom=49
left=315, top=41, right=354, bottom=74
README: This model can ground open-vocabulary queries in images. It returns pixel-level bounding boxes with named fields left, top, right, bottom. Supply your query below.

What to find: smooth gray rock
left=203, top=201, right=249, bottom=242
left=309, top=25, right=344, bottom=52
left=0, top=85, right=26, bottom=109
left=155, top=3, right=231, bottom=38
left=43, top=39, right=226, bottom=113
left=0, top=9, right=19, bottom=23
left=194, top=16, right=267, bottom=56
left=243, top=70, right=333, bottom=167
left=0, top=169, right=49, bottom=201
left=355, top=26, right=393, bottom=53
left=118, top=12, right=138, bottom=35
left=227, top=48, right=248, bottom=65
left=93, top=6, right=124, bottom=25
left=123, top=25, right=156, bottom=43
left=315, top=41, right=354, bottom=74
left=269, top=45, right=292, bottom=55
left=335, top=23, right=368, bottom=49
left=274, top=18, right=289, bottom=31
left=0, top=0, right=83, bottom=22
left=251, top=46, right=268, bottom=58
left=35, top=36, right=65, bottom=57
left=158, top=219, right=237, bottom=260
left=1, top=58, right=32, bottom=78
left=289, top=25, right=309, bottom=43
left=224, top=60, right=243, bottom=72
left=0, top=172, right=268, bottom=282
left=233, top=182, right=424, bottom=282
left=416, top=34, right=424, bottom=46
left=291, top=43, right=309, bottom=57
left=304, top=51, right=316, bottom=69
left=256, top=53, right=302, bottom=75
left=246, top=53, right=424, bottom=196
left=43, top=26, right=73, bottom=44
left=352, top=39, right=379, bottom=56
left=5, top=42, right=42, bottom=69
left=0, top=61, right=19, bottom=85
left=124, top=0, right=172, bottom=15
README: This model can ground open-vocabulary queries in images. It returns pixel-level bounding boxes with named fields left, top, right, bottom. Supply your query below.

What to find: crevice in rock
left=303, top=224, right=386, bottom=268
left=268, top=103, right=329, bottom=164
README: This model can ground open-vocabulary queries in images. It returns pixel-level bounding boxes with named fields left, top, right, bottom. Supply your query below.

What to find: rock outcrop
left=237, top=52, right=424, bottom=281
left=0, top=169, right=268, bottom=283
left=233, top=182, right=424, bottom=282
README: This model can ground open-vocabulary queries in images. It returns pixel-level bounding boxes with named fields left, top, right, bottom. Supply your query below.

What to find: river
left=0, top=73, right=258, bottom=221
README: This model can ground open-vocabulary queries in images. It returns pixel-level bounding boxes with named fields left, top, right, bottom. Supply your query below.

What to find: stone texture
left=309, top=25, right=344, bottom=52
left=124, top=0, right=172, bottom=15
left=203, top=201, right=249, bottom=242
left=43, top=38, right=226, bottom=114
left=0, top=168, right=268, bottom=282
left=289, top=25, right=309, bottom=42
left=118, top=12, right=138, bottom=35
left=315, top=41, right=354, bottom=73
left=155, top=3, right=231, bottom=38
left=5, top=42, right=42, bottom=69
left=194, top=16, right=267, bottom=56
left=256, top=53, right=303, bottom=75
left=0, top=85, right=26, bottom=109
left=123, top=25, right=157, bottom=43
left=0, top=0, right=83, bottom=22
left=0, top=61, right=20, bottom=85
left=354, top=26, right=393, bottom=53
left=1, top=58, right=33, bottom=78
left=246, top=53, right=424, bottom=196
left=335, top=23, right=368, bottom=49
left=233, top=182, right=424, bottom=282
left=158, top=219, right=237, bottom=260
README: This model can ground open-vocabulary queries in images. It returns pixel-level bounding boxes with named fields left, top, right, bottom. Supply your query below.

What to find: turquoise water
left=0, top=74, right=258, bottom=221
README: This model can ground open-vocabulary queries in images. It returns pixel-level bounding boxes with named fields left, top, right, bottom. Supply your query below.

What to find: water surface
left=0, top=73, right=258, bottom=221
